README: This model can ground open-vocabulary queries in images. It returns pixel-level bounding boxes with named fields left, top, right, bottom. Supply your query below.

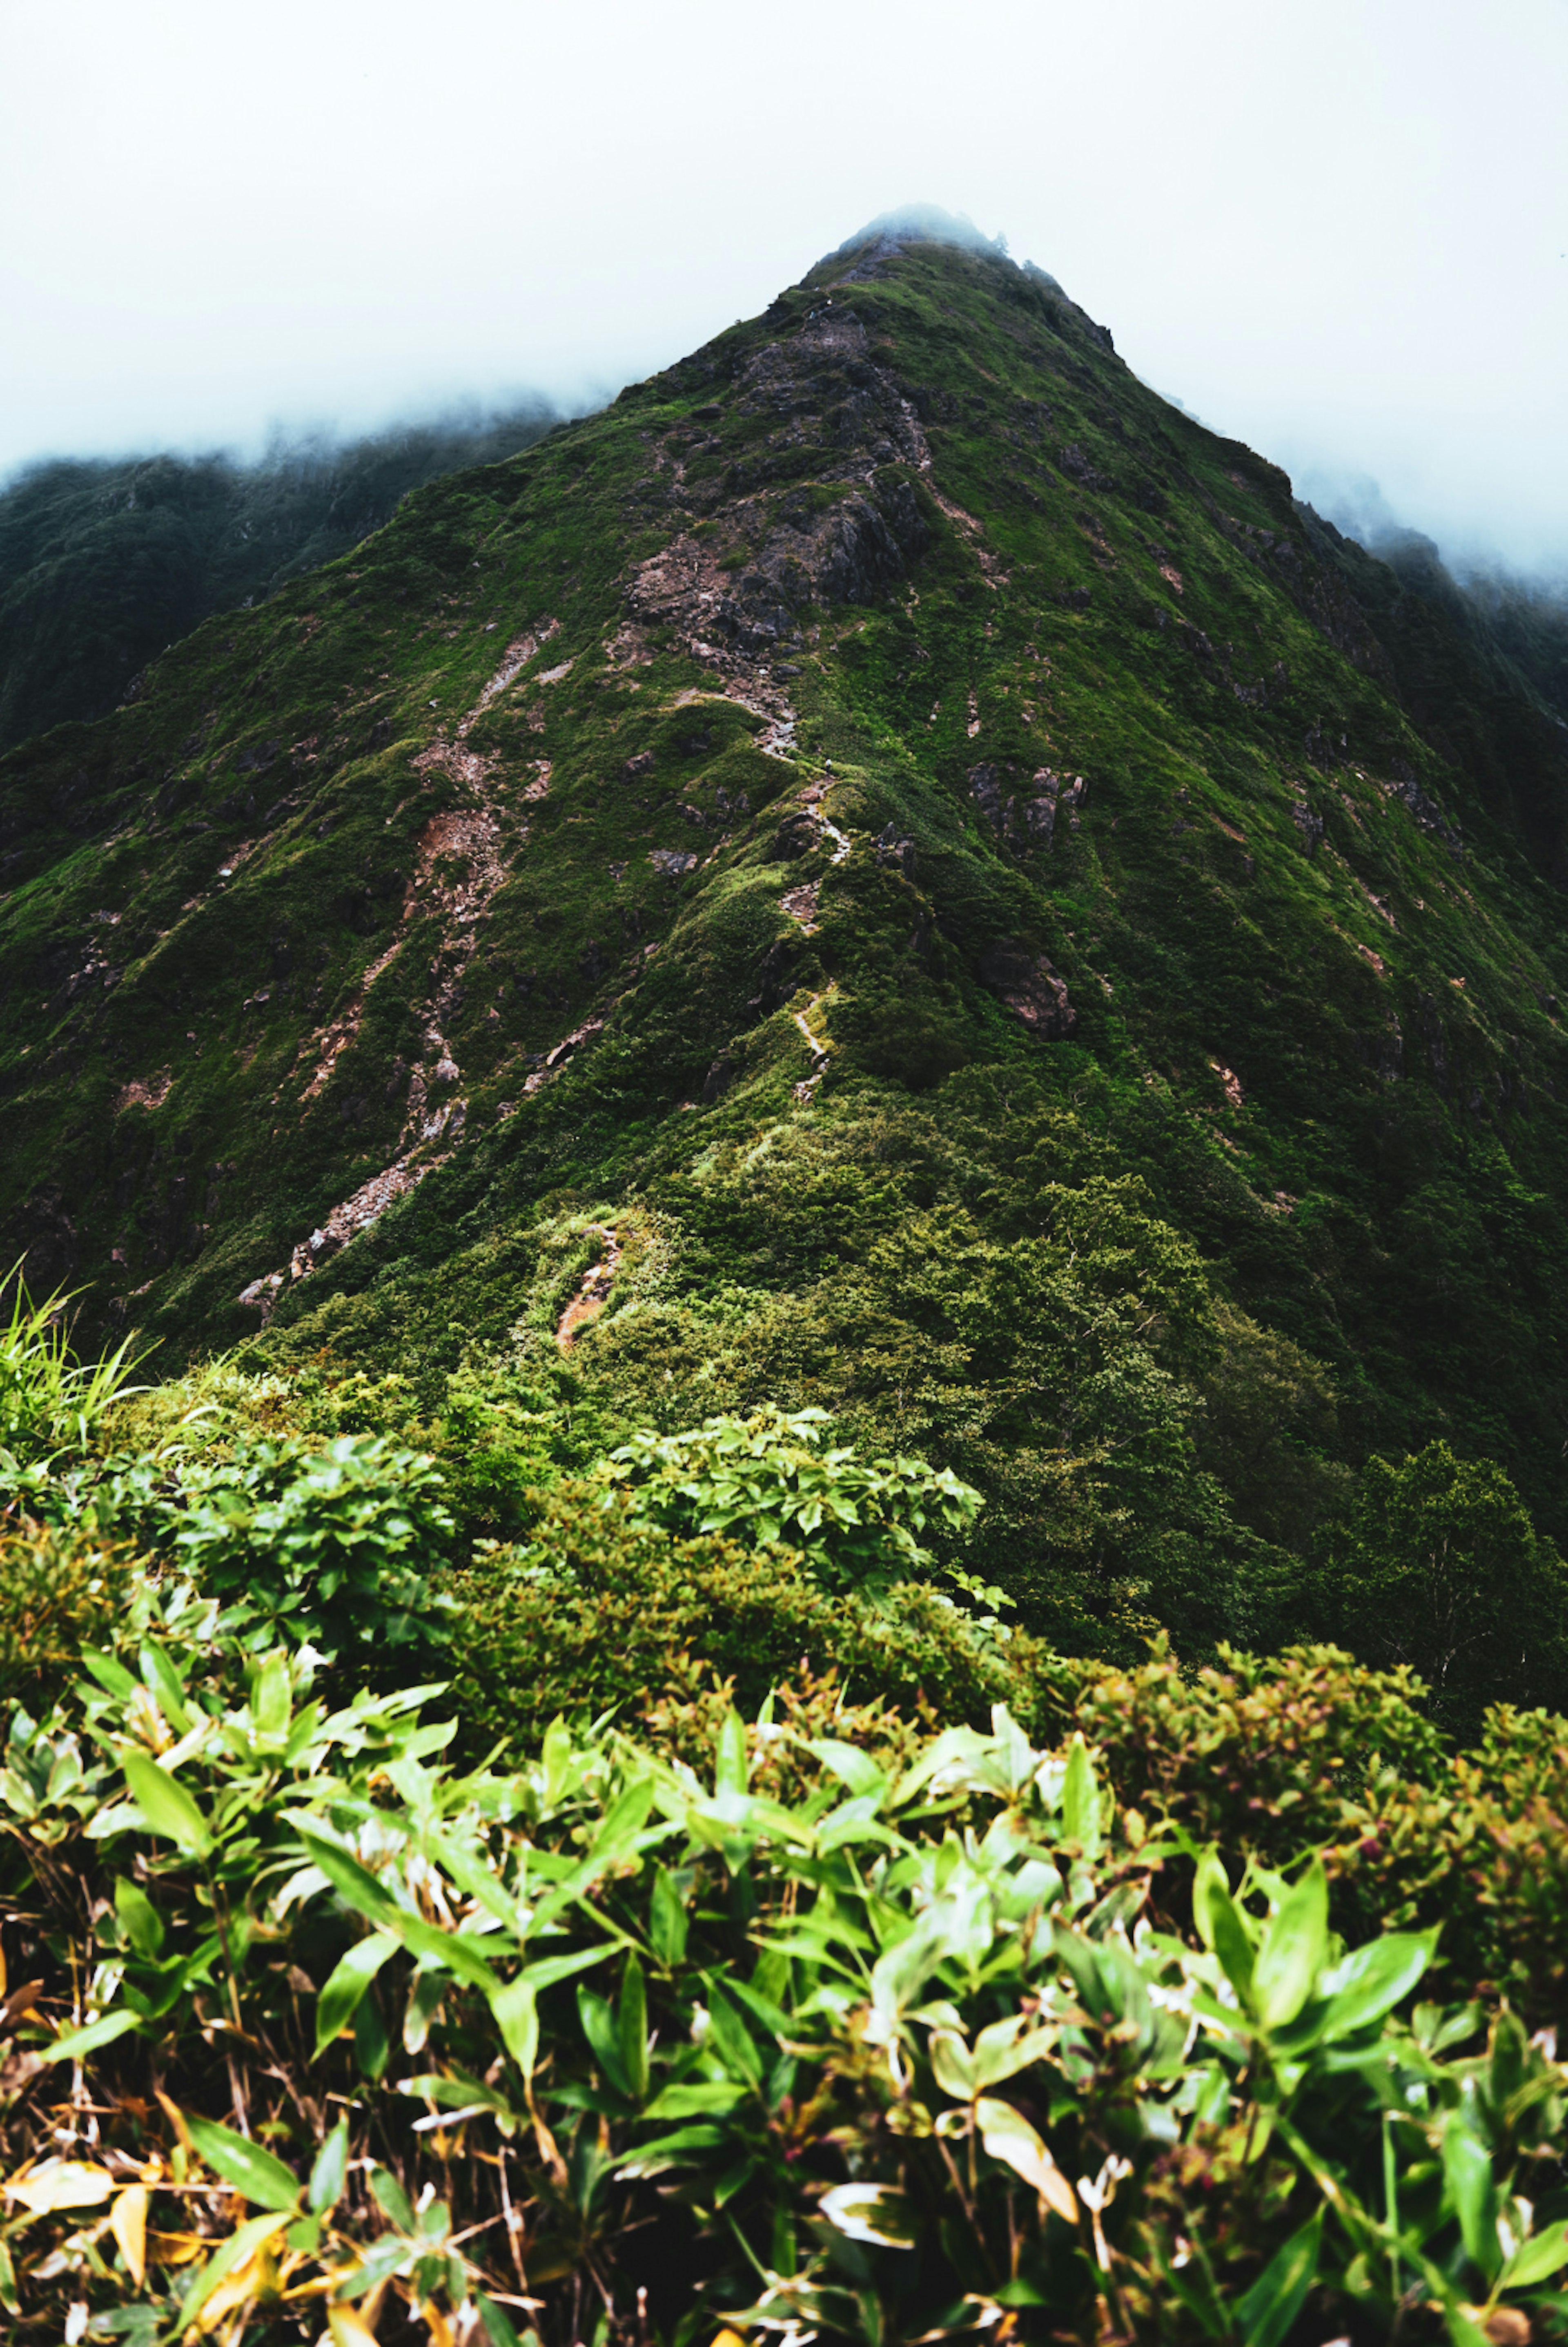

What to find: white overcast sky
left=4, top=0, right=1565, bottom=571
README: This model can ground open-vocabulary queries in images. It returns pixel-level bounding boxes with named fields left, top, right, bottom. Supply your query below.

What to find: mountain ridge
left=6, top=212, right=1568, bottom=1669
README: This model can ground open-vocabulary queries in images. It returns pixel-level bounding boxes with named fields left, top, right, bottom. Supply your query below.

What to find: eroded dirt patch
left=556, top=1226, right=622, bottom=1348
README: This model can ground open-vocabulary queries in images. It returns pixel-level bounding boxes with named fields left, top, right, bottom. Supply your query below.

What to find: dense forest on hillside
left=5, top=214, right=1568, bottom=2343
left=0, top=405, right=559, bottom=753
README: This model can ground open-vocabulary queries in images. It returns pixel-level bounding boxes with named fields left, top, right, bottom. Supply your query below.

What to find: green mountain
left=0, top=404, right=558, bottom=753
left=7, top=207, right=1568, bottom=1681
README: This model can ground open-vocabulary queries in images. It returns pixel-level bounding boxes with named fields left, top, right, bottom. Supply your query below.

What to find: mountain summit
left=6, top=220, right=1568, bottom=1664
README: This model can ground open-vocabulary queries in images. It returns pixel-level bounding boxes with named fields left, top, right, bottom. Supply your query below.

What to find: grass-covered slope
left=0, top=405, right=558, bottom=754
left=5, top=215, right=1568, bottom=1666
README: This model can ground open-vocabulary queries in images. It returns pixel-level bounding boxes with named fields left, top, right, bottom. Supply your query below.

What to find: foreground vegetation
left=4, top=1291, right=1568, bottom=2345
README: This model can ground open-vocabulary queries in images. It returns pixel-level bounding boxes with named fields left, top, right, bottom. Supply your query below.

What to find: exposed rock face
left=969, top=763, right=1084, bottom=851
left=976, top=941, right=1078, bottom=1038
left=773, top=810, right=819, bottom=859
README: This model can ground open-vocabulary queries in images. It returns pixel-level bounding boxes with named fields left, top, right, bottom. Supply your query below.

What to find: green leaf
left=251, top=1650, right=293, bottom=1748
left=715, top=1709, right=748, bottom=1799
left=490, top=1975, right=538, bottom=2081
left=615, top=2123, right=730, bottom=2178
left=650, top=1865, right=689, bottom=1966
left=314, top=1931, right=400, bottom=2058
left=295, top=1830, right=498, bottom=1989
left=187, top=2115, right=303, bottom=2213
left=477, top=2295, right=529, bottom=2347
left=79, top=1647, right=137, bottom=1700
left=139, top=1640, right=193, bottom=1733
left=1499, top=2219, right=1568, bottom=2289
left=118, top=1746, right=212, bottom=1858
left=369, top=2166, right=416, bottom=2231
left=1318, top=1932, right=1437, bottom=2042
left=40, top=2008, right=143, bottom=2064
left=518, top=1945, right=617, bottom=1995
left=1061, top=1735, right=1102, bottom=1858
left=355, top=1990, right=390, bottom=2082
left=177, top=2212, right=293, bottom=2330
left=309, top=2120, right=350, bottom=2215
left=1236, top=2207, right=1322, bottom=2347
left=1443, top=2120, right=1500, bottom=2282
left=114, top=1875, right=165, bottom=1960
left=577, top=1986, right=630, bottom=2096
left=619, top=1956, right=649, bottom=2105
left=819, top=2183, right=918, bottom=2249
left=973, top=2015, right=1059, bottom=2089
left=1193, top=1852, right=1255, bottom=2010
left=642, top=2080, right=749, bottom=2119
left=931, top=2028, right=978, bottom=2100
left=1252, top=1861, right=1328, bottom=2032
left=707, top=1986, right=764, bottom=2091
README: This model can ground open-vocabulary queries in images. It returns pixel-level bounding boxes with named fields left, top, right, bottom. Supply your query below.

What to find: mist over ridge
left=6, top=199, right=1564, bottom=767
left=0, top=396, right=570, bottom=755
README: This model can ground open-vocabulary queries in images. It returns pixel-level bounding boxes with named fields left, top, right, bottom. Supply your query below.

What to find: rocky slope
left=7, top=211, right=1568, bottom=1650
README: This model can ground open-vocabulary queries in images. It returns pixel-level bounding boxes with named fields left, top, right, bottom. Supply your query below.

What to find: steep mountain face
left=0, top=406, right=557, bottom=754
left=7, top=214, right=1568, bottom=1662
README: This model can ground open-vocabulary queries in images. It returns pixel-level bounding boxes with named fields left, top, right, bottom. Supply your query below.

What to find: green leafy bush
left=1068, top=1637, right=1568, bottom=2025
left=1070, top=1635, right=1448, bottom=1857
left=0, top=1514, right=134, bottom=1704
left=448, top=1480, right=1035, bottom=1756
left=157, top=1431, right=457, bottom=1654
left=605, top=1403, right=984, bottom=1595
left=4, top=1617, right=1566, bottom=2346
left=45, top=1429, right=458, bottom=1658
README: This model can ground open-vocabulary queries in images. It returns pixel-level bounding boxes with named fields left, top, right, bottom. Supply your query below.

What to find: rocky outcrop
left=977, top=941, right=1078, bottom=1038
left=969, top=763, right=1084, bottom=851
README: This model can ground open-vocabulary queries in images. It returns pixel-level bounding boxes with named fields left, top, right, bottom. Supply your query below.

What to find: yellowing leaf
left=146, top=2228, right=209, bottom=2266
left=177, top=2212, right=292, bottom=2331
left=110, top=2184, right=149, bottom=2287
left=975, top=2099, right=1078, bottom=2225
left=419, top=2302, right=457, bottom=2347
left=327, top=2307, right=383, bottom=2346
left=4, top=2159, right=116, bottom=2218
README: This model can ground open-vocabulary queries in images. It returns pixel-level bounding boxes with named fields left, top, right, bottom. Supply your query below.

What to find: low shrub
left=2, top=1613, right=1566, bottom=2346
left=1069, top=1637, right=1568, bottom=2025
left=447, top=1481, right=1042, bottom=1757
left=0, top=1513, right=134, bottom=1704
left=38, top=1429, right=457, bottom=1660
left=156, top=1430, right=457, bottom=1655
left=605, top=1402, right=986, bottom=1597
left=1069, top=1635, right=1448, bottom=1855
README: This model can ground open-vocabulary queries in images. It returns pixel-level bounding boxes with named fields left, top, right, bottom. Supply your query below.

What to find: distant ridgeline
left=0, top=404, right=559, bottom=752
left=8, top=203, right=1568, bottom=1687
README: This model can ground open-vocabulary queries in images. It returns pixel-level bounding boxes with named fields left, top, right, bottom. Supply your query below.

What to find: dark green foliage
left=149, top=1430, right=458, bottom=1655
left=6, top=225, right=1568, bottom=1770
left=1314, top=1439, right=1568, bottom=1731
left=0, top=406, right=558, bottom=751
left=447, top=1479, right=1029, bottom=1755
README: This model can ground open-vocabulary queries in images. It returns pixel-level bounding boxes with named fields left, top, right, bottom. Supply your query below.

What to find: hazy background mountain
left=0, top=403, right=562, bottom=752
left=5, top=0, right=1566, bottom=574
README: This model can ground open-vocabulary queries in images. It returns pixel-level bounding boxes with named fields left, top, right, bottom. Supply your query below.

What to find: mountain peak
left=821, top=203, right=1009, bottom=267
